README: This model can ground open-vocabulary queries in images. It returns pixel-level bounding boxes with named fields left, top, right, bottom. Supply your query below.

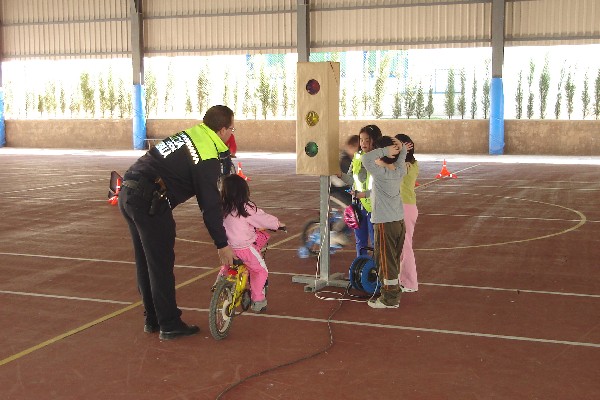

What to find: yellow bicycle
left=209, top=259, right=253, bottom=340
left=208, top=227, right=285, bottom=340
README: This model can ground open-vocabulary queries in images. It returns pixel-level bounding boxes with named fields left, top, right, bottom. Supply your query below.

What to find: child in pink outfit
left=396, top=134, right=419, bottom=293
left=219, top=174, right=284, bottom=313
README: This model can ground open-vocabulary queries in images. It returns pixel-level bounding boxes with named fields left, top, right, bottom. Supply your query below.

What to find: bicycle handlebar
left=266, top=226, right=287, bottom=233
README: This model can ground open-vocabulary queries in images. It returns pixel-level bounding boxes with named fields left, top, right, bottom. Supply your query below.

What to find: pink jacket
left=223, top=204, right=280, bottom=249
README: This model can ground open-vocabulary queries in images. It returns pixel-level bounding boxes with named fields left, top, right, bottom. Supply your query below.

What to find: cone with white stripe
left=237, top=162, right=250, bottom=181
left=435, top=160, right=457, bottom=179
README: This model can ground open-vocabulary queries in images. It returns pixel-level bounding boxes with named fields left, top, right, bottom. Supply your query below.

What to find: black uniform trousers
left=118, top=183, right=182, bottom=331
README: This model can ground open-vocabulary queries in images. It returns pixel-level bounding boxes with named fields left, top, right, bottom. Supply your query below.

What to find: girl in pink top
left=220, top=174, right=285, bottom=313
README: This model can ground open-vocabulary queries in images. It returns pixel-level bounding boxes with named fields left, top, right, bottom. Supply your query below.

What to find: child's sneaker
left=401, top=285, right=418, bottom=293
left=367, top=298, right=399, bottom=309
left=251, top=299, right=267, bottom=313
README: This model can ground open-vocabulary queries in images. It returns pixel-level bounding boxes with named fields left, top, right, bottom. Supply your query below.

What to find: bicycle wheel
left=208, top=279, right=235, bottom=340
left=301, top=219, right=321, bottom=255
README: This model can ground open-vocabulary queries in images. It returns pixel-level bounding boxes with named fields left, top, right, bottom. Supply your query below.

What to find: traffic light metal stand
left=292, top=176, right=348, bottom=292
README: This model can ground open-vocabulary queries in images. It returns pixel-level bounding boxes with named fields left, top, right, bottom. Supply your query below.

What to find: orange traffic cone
left=237, top=162, right=250, bottom=181
left=435, top=160, right=457, bottom=179
left=415, top=181, right=420, bottom=187
left=107, top=177, right=121, bottom=205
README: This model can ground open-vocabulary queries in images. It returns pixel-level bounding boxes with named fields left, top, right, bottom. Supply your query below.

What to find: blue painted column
left=0, top=88, right=5, bottom=147
left=489, top=0, right=505, bottom=155
left=132, top=84, right=146, bottom=150
left=489, top=77, right=504, bottom=155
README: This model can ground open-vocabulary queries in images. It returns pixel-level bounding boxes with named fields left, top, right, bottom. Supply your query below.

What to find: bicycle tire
left=208, top=279, right=235, bottom=340
left=300, top=219, right=321, bottom=255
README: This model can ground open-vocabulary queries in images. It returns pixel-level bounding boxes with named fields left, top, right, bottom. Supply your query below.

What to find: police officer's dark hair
left=374, top=135, right=399, bottom=164
left=203, top=105, right=234, bottom=133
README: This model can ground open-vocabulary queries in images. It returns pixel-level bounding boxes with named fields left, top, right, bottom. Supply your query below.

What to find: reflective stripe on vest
left=185, top=124, right=228, bottom=162
left=154, top=123, right=227, bottom=164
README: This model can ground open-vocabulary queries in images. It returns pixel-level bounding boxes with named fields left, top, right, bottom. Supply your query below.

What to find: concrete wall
left=4, top=118, right=599, bottom=155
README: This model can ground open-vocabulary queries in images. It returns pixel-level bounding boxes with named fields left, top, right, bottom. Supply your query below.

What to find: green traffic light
left=305, top=141, right=318, bottom=157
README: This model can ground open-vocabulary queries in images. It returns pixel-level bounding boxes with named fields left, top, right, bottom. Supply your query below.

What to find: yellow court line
left=176, top=232, right=302, bottom=247
left=0, top=301, right=138, bottom=366
left=0, top=268, right=219, bottom=367
left=1, top=233, right=302, bottom=366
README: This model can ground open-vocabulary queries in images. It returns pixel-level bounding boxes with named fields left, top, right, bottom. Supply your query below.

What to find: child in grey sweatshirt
left=361, top=135, right=411, bottom=308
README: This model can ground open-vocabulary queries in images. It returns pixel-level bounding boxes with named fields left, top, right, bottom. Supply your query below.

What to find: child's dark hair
left=374, top=136, right=400, bottom=164
left=346, top=134, right=360, bottom=147
left=395, top=133, right=416, bottom=164
left=359, top=125, right=382, bottom=142
left=221, top=174, right=256, bottom=217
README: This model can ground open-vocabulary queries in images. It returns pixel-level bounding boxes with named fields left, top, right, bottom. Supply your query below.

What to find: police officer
left=119, top=105, right=236, bottom=340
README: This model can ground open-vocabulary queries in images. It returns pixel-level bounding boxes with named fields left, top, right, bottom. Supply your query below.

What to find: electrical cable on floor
left=215, top=294, right=344, bottom=400
left=216, top=184, right=367, bottom=399
left=310, top=184, right=381, bottom=306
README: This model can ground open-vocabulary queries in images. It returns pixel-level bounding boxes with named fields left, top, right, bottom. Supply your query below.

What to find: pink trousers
left=220, top=231, right=270, bottom=302
left=233, top=246, right=268, bottom=302
left=399, top=203, right=419, bottom=290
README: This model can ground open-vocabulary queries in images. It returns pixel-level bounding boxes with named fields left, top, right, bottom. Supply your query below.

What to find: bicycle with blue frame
left=299, top=194, right=354, bottom=257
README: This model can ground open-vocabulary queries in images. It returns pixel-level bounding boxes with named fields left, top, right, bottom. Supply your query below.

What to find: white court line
left=421, top=283, right=600, bottom=298
left=0, top=290, right=131, bottom=304
left=181, top=307, right=600, bottom=348
left=422, top=184, right=600, bottom=192
left=2, top=287, right=597, bottom=348
left=421, top=213, right=600, bottom=224
left=422, top=214, right=583, bottom=222
left=2, top=279, right=597, bottom=348
left=0, top=252, right=212, bottom=270
left=2, top=149, right=600, bottom=164
left=0, top=178, right=106, bottom=195
left=1, top=251, right=599, bottom=298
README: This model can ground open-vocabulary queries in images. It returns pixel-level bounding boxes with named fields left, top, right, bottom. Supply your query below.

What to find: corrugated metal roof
left=0, top=0, right=129, bottom=59
left=0, top=0, right=598, bottom=60
left=311, top=1, right=491, bottom=51
left=143, top=0, right=296, bottom=55
left=506, top=0, right=600, bottom=46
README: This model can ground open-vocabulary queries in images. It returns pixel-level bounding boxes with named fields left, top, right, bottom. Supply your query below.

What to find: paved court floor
left=1, top=149, right=599, bottom=400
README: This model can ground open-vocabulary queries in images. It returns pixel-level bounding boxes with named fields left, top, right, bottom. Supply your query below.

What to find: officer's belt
left=122, top=176, right=158, bottom=201
left=121, top=180, right=140, bottom=190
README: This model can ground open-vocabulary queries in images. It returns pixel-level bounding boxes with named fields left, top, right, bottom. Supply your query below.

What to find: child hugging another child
left=361, top=135, right=413, bottom=309
left=219, top=174, right=285, bottom=313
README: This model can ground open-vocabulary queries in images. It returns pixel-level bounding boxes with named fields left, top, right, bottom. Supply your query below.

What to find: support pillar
left=131, top=0, right=146, bottom=150
left=489, top=0, right=505, bottom=155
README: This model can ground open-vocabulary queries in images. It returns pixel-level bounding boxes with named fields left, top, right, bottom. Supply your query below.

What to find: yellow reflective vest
left=351, top=151, right=373, bottom=212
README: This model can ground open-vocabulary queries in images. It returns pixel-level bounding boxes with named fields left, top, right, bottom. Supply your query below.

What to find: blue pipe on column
left=489, top=77, right=504, bottom=155
left=132, top=84, right=146, bottom=150
left=0, top=88, right=5, bottom=147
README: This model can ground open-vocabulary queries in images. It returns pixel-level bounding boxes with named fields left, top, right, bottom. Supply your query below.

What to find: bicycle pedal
left=241, top=290, right=252, bottom=311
